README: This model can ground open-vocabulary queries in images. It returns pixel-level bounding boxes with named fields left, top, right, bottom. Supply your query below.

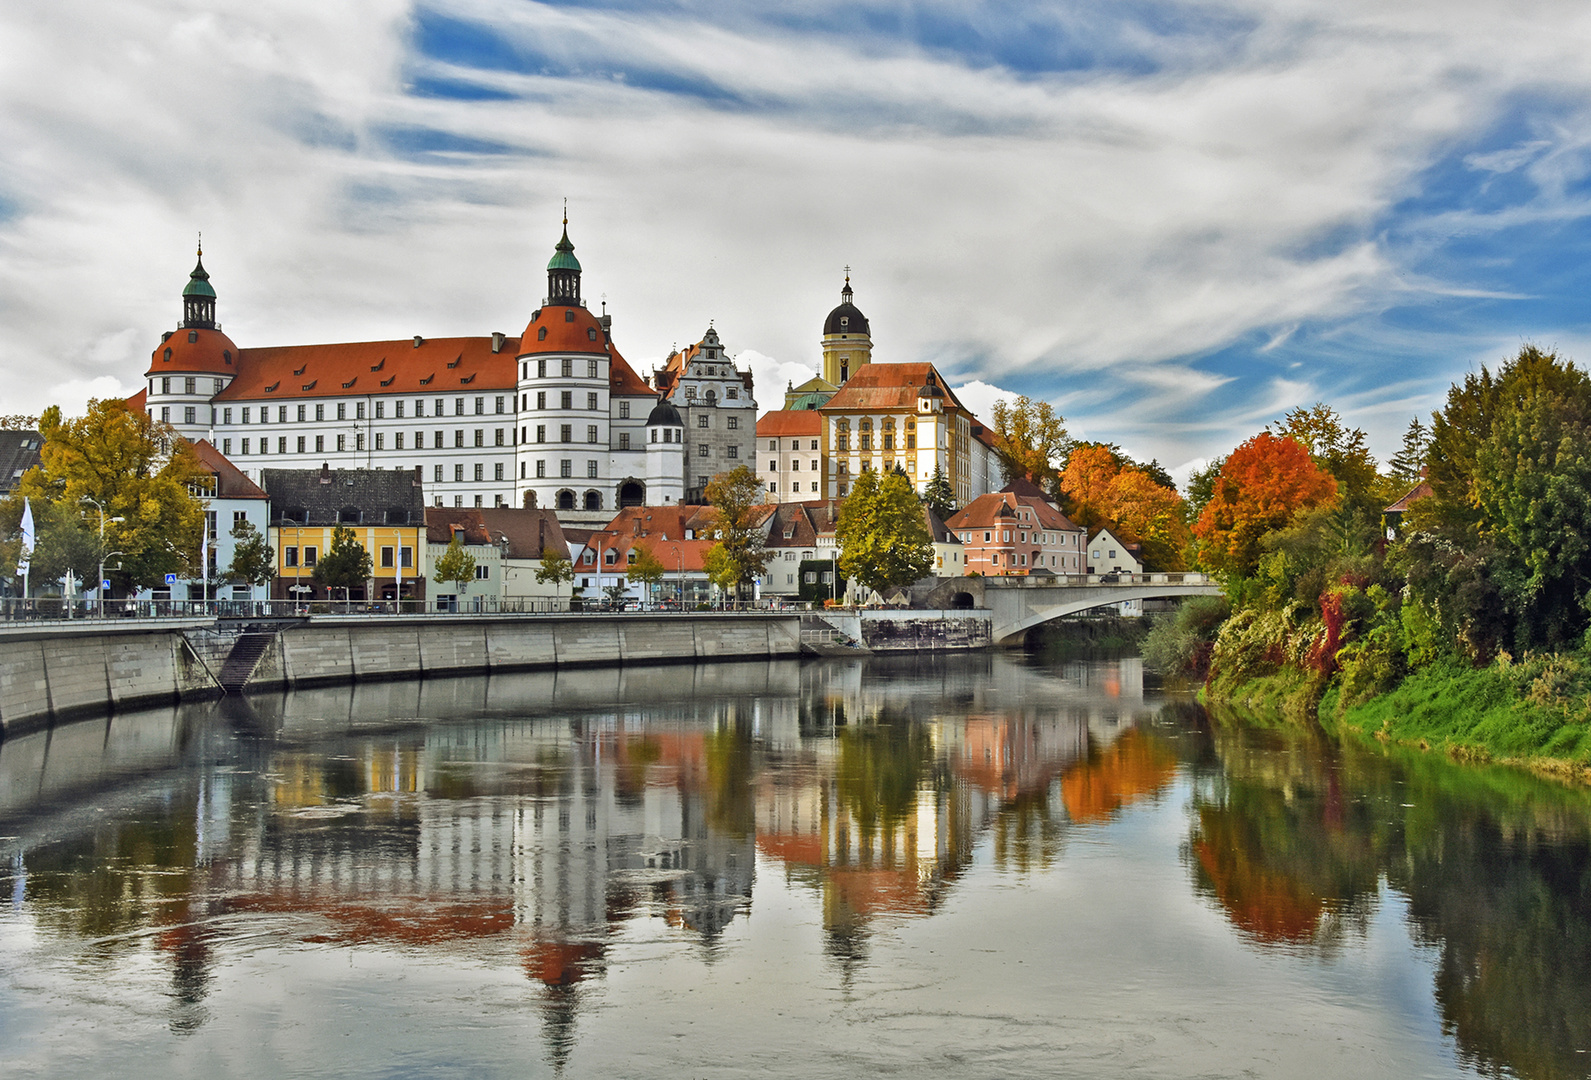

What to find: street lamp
left=667, top=543, right=682, bottom=607
left=81, top=497, right=125, bottom=617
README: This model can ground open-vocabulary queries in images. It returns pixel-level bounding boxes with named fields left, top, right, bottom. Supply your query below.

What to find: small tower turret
left=182, top=239, right=217, bottom=330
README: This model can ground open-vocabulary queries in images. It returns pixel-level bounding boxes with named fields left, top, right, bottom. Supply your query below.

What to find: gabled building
left=649, top=325, right=758, bottom=503
left=478, top=506, right=572, bottom=607
left=423, top=507, right=501, bottom=612
left=0, top=428, right=42, bottom=497
left=573, top=504, right=720, bottom=604
left=944, top=486, right=1086, bottom=577
left=262, top=464, right=426, bottom=604
left=1086, top=527, right=1142, bottom=575
left=189, top=439, right=272, bottom=602
left=757, top=409, right=824, bottom=503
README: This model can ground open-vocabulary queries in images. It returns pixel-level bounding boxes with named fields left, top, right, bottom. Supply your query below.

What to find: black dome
left=824, top=301, right=870, bottom=337
left=646, top=399, right=683, bottom=427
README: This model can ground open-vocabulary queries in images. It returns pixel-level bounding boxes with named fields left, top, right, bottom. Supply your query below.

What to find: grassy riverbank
left=1203, top=654, right=1591, bottom=784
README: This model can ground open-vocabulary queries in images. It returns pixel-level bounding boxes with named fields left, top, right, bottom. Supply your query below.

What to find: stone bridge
left=926, top=573, right=1222, bottom=646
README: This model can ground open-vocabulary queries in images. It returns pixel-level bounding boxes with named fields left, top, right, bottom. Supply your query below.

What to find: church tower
left=821, top=271, right=872, bottom=387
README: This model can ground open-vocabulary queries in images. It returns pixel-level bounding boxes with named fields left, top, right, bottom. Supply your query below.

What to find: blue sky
left=4, top=0, right=1591, bottom=479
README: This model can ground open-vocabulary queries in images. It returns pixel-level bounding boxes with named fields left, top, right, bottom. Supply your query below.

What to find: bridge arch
left=984, top=580, right=1222, bottom=646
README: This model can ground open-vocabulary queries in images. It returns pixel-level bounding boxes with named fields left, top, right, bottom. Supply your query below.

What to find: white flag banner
left=17, top=497, right=35, bottom=574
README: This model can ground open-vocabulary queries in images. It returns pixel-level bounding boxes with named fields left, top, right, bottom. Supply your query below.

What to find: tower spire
left=181, top=236, right=217, bottom=330
left=546, top=204, right=582, bottom=305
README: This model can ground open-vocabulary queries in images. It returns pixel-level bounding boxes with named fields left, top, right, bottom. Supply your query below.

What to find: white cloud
left=4, top=0, right=1591, bottom=469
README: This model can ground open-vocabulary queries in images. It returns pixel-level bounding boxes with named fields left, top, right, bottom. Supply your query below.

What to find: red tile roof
left=517, top=305, right=609, bottom=357
left=191, top=439, right=267, bottom=499
left=214, top=336, right=516, bottom=401
left=477, top=507, right=568, bottom=560
left=145, top=326, right=241, bottom=377
left=756, top=410, right=822, bottom=437
left=1385, top=479, right=1433, bottom=513
left=607, top=346, right=653, bottom=397
left=945, top=491, right=1082, bottom=533
left=821, top=362, right=965, bottom=413
left=126, top=388, right=148, bottom=412
left=425, top=506, right=493, bottom=545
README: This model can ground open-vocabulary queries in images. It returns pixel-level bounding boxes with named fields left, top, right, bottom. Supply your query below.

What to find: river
left=1, top=653, right=1588, bottom=1079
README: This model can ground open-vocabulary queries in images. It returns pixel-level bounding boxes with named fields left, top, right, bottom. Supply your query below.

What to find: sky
left=4, top=0, right=1591, bottom=484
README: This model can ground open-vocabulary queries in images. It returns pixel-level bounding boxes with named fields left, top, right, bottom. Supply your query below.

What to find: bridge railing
left=983, top=572, right=1214, bottom=587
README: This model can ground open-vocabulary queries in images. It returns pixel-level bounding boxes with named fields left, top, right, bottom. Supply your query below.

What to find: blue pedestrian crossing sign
left=164, top=573, right=177, bottom=585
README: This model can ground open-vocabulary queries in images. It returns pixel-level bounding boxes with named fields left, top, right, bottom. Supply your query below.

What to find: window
left=435, top=398, right=445, bottom=416
left=769, top=482, right=777, bottom=493
left=278, top=406, right=288, bottom=423
left=811, top=440, right=819, bottom=450
left=495, top=396, right=504, bottom=414
left=561, top=359, right=573, bottom=377
left=284, top=547, right=298, bottom=567
left=791, top=459, right=800, bottom=471
left=434, top=464, right=444, bottom=483
left=537, top=359, right=547, bottom=377
left=536, top=460, right=546, bottom=478
left=303, top=546, right=318, bottom=567
left=536, top=424, right=546, bottom=442
left=242, top=407, right=252, bottom=423
left=222, top=438, right=231, bottom=455
left=587, top=425, right=598, bottom=444
left=698, top=443, right=709, bottom=457
left=494, top=462, right=504, bottom=481
left=374, top=433, right=384, bottom=450
left=455, top=398, right=464, bottom=415
left=536, top=391, right=546, bottom=410
left=241, top=438, right=250, bottom=455
left=337, top=402, right=347, bottom=421
left=160, top=377, right=171, bottom=394
left=454, top=430, right=464, bottom=448
left=337, top=434, right=346, bottom=452
left=474, top=397, right=484, bottom=415
left=474, top=429, right=483, bottom=447
left=560, top=459, right=572, bottom=478
left=454, top=464, right=465, bottom=483
left=185, top=377, right=197, bottom=394
left=586, top=392, right=598, bottom=410
left=356, top=433, right=364, bottom=451
left=769, top=459, right=777, bottom=471
left=474, top=463, right=484, bottom=482
left=587, top=359, right=598, bottom=378
left=811, top=460, right=819, bottom=471
left=561, top=391, right=573, bottom=409
left=396, top=401, right=405, bottom=418
left=401, top=546, right=413, bottom=569
left=434, top=430, right=443, bottom=448
left=375, top=401, right=385, bottom=419
left=769, top=440, right=778, bottom=451
left=587, top=460, right=598, bottom=478
left=296, top=436, right=306, bottom=453
left=698, top=415, right=709, bottom=428
left=223, top=408, right=233, bottom=425
left=619, top=432, right=630, bottom=450
left=727, top=446, right=739, bottom=459
left=494, top=428, right=504, bottom=446
left=475, top=564, right=489, bottom=579
left=395, top=432, right=404, bottom=450
left=415, top=400, right=425, bottom=417
left=184, top=406, right=196, bottom=424
left=356, top=402, right=366, bottom=420
left=727, top=416, right=739, bottom=430
left=381, top=546, right=394, bottom=568
left=727, top=388, right=738, bottom=400
left=560, top=424, right=572, bottom=442
left=316, top=435, right=325, bottom=452
left=619, top=401, right=630, bottom=419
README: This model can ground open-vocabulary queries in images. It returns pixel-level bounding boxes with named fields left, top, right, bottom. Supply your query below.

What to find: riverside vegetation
left=1142, top=346, right=1591, bottom=781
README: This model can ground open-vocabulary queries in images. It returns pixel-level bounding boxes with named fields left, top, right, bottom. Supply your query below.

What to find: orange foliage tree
left=1193, top=432, right=1337, bottom=575
left=1060, top=444, right=1191, bottom=569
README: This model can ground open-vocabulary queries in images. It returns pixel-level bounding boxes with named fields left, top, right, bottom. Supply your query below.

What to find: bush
left=1142, top=595, right=1229, bottom=677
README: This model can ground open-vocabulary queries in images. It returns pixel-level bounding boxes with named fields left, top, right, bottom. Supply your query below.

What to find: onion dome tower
left=821, top=269, right=872, bottom=387
left=144, top=239, right=239, bottom=443
left=545, top=212, right=582, bottom=306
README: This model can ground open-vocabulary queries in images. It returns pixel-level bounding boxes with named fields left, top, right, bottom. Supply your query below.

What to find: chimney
left=491, top=332, right=505, bottom=354
left=320, top=462, right=331, bottom=483
left=413, top=335, right=423, bottom=348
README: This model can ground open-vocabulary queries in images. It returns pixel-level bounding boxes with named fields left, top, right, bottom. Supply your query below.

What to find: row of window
left=523, top=358, right=603, bottom=379
left=218, top=427, right=509, bottom=456
left=153, top=377, right=225, bottom=396
left=769, top=439, right=822, bottom=451
left=960, top=531, right=1077, bottom=545
left=204, top=397, right=511, bottom=425
left=835, top=432, right=918, bottom=451
left=769, top=459, right=821, bottom=472
left=768, top=481, right=823, bottom=494
left=283, top=545, right=416, bottom=569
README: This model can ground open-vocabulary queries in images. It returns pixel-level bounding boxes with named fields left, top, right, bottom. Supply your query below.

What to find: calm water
left=1, top=654, right=1589, bottom=1079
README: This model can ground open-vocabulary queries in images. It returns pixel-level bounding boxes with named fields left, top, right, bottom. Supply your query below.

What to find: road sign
left=164, top=573, right=177, bottom=585
left=102, top=580, right=111, bottom=590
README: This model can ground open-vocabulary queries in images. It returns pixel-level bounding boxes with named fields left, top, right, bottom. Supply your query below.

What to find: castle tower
left=644, top=397, right=685, bottom=505
left=144, top=242, right=238, bottom=444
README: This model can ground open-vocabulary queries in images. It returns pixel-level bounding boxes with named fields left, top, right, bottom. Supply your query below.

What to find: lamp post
left=667, top=543, right=682, bottom=607
left=81, top=497, right=125, bottom=617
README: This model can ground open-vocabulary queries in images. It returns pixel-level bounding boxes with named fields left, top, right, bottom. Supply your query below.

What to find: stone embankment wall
left=0, top=621, right=220, bottom=736
left=857, top=610, right=992, bottom=651
left=0, top=614, right=805, bottom=736
left=254, top=613, right=803, bottom=691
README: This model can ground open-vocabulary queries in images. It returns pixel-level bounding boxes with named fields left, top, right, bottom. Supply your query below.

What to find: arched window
left=583, top=490, right=602, bottom=511
left=618, top=481, right=644, bottom=508
left=556, top=489, right=576, bottom=510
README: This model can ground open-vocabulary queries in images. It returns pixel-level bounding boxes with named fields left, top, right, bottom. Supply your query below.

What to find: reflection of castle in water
left=3, top=656, right=1173, bottom=1067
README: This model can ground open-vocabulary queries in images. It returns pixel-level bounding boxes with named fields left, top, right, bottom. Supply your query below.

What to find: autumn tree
left=1193, top=432, right=1338, bottom=576
left=991, top=396, right=1070, bottom=495
left=1271, top=403, right=1382, bottom=517
left=535, top=545, right=574, bottom=588
left=703, top=465, right=774, bottom=599
left=2, top=399, right=204, bottom=591
left=1059, top=443, right=1190, bottom=570
left=836, top=467, right=934, bottom=594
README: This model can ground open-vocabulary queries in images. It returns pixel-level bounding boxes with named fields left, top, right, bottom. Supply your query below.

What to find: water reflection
left=4, top=657, right=1590, bottom=1078
left=1189, top=705, right=1591, bottom=1079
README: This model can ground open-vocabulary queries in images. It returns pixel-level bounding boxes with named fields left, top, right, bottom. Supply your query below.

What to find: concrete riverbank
left=0, top=609, right=994, bottom=737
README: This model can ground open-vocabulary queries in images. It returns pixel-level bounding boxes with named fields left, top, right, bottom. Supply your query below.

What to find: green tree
left=1387, top=417, right=1431, bottom=487
left=431, top=534, right=477, bottom=598
left=535, top=545, right=574, bottom=588
left=991, top=395, right=1070, bottom=495
left=703, top=466, right=774, bottom=598
left=836, top=467, right=934, bottom=594
left=314, top=524, right=373, bottom=597
left=628, top=543, right=666, bottom=604
left=1272, top=403, right=1382, bottom=517
left=921, top=464, right=956, bottom=522
left=2, top=399, right=204, bottom=591
left=224, top=518, right=276, bottom=587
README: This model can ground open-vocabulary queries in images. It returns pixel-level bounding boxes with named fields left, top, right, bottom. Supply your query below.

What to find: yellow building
left=263, top=465, right=427, bottom=605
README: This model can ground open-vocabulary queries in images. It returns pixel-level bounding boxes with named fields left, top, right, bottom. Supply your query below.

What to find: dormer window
left=538, top=327, right=547, bottom=340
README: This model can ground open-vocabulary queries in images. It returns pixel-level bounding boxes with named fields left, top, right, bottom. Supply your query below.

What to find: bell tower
left=821, top=268, right=871, bottom=387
